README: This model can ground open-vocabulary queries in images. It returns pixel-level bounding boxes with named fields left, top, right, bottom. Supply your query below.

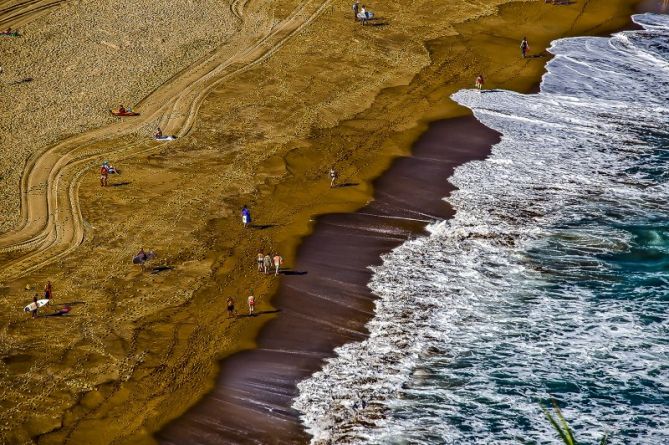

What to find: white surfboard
left=24, top=299, right=49, bottom=312
left=155, top=135, right=176, bottom=141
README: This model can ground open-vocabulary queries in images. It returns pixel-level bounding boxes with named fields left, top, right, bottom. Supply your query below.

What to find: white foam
left=294, top=14, right=669, bottom=444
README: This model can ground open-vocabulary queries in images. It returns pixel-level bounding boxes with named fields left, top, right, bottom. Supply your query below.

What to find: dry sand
left=0, top=0, right=646, bottom=443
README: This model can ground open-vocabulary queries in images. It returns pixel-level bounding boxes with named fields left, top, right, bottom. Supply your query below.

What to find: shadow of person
left=237, top=309, right=281, bottom=318
left=281, top=270, right=308, bottom=276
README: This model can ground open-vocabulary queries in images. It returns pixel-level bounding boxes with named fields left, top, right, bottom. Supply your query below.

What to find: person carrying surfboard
left=30, top=295, right=39, bottom=318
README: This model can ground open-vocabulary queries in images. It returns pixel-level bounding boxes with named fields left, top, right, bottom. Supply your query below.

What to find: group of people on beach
left=473, top=37, right=531, bottom=91
left=256, top=251, right=284, bottom=276
left=1, top=27, right=19, bottom=36
left=99, top=161, right=118, bottom=187
left=28, top=281, right=52, bottom=317
left=27, top=281, right=70, bottom=318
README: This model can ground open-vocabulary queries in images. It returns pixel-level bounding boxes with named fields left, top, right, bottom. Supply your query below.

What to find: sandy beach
left=0, top=0, right=652, bottom=443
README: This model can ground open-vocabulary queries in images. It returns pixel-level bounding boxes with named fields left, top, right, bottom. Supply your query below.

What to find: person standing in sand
left=257, top=252, right=264, bottom=272
left=273, top=254, right=283, bottom=276
left=44, top=281, right=53, bottom=300
left=241, top=205, right=251, bottom=228
left=263, top=254, right=272, bottom=274
left=475, top=74, right=485, bottom=91
left=100, top=164, right=109, bottom=187
left=352, top=0, right=360, bottom=21
left=247, top=294, right=255, bottom=315
left=330, top=167, right=338, bottom=188
left=520, top=37, right=529, bottom=58
left=227, top=297, right=235, bottom=318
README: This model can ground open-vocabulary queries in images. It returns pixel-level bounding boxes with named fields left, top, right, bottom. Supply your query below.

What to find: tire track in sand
left=0, top=0, right=333, bottom=281
left=0, top=0, right=67, bottom=28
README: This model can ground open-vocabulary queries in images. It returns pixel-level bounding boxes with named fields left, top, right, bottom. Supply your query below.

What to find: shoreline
left=157, top=2, right=657, bottom=443
left=0, top=1, right=656, bottom=443
left=158, top=116, right=501, bottom=443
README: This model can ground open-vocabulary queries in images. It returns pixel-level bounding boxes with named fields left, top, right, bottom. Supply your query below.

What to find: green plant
left=541, top=399, right=609, bottom=445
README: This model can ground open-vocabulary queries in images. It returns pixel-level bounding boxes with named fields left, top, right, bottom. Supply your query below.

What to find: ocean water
left=293, top=13, right=669, bottom=445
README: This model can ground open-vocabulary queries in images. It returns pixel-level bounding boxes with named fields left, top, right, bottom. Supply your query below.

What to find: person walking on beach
left=352, top=0, right=360, bottom=21
left=100, top=164, right=109, bottom=187
left=257, top=252, right=264, bottom=272
left=30, top=295, right=39, bottom=318
left=263, top=253, right=272, bottom=274
left=520, top=37, right=529, bottom=58
left=241, top=205, right=251, bottom=228
left=330, top=167, right=338, bottom=188
left=227, top=297, right=236, bottom=318
left=273, top=254, right=283, bottom=276
left=247, top=293, right=255, bottom=315
left=475, top=74, right=485, bottom=91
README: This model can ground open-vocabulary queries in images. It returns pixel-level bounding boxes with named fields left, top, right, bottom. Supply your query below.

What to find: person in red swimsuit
left=100, top=164, right=109, bottom=187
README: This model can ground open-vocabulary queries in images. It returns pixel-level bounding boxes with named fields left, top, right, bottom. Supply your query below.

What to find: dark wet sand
left=157, top=116, right=501, bottom=444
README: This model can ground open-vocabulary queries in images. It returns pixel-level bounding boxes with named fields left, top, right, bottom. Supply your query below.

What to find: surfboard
left=24, top=299, right=50, bottom=312
left=155, top=135, right=176, bottom=141
left=110, top=110, right=140, bottom=117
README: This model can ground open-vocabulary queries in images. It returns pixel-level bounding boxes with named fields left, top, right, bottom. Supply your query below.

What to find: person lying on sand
left=133, top=248, right=156, bottom=271
left=102, top=161, right=119, bottom=174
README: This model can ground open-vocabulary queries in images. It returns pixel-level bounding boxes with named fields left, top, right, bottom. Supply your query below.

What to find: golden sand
left=0, top=0, right=642, bottom=443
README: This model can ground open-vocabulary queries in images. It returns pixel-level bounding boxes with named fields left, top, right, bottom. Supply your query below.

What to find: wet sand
left=158, top=116, right=500, bottom=444
left=158, top=1, right=661, bottom=443
left=0, top=0, right=652, bottom=443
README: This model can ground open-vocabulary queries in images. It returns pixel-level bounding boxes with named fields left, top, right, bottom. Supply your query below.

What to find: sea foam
left=294, top=13, right=669, bottom=444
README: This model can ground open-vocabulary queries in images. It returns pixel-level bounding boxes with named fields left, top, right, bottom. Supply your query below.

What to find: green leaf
left=542, top=403, right=571, bottom=445
left=552, top=400, right=577, bottom=445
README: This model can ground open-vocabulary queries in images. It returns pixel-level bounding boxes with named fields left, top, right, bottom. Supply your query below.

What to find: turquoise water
left=295, top=13, right=669, bottom=444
